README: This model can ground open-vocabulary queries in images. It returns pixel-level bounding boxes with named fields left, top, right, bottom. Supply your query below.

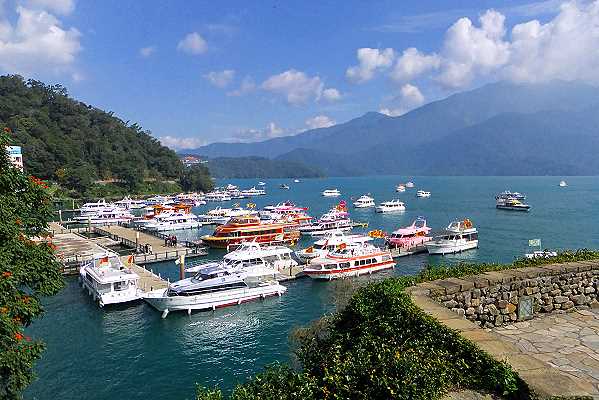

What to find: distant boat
left=322, top=189, right=341, bottom=197
left=294, top=179, right=300, bottom=183
left=559, top=180, right=568, bottom=187
left=405, top=181, right=415, bottom=188
left=280, top=184, right=290, bottom=190
left=416, top=190, right=431, bottom=198
left=396, top=184, right=406, bottom=192
left=258, top=181, right=266, bottom=186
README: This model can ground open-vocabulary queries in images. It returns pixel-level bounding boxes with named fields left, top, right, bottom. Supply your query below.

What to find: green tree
left=0, top=128, right=64, bottom=399
left=180, top=164, right=213, bottom=192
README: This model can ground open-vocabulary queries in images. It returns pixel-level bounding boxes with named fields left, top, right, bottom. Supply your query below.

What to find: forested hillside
left=206, top=156, right=324, bottom=178
left=0, top=75, right=211, bottom=196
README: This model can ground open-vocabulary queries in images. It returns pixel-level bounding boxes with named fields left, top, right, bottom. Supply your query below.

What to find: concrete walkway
left=494, top=309, right=599, bottom=397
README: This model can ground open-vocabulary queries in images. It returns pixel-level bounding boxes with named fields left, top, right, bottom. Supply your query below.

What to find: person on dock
left=165, top=236, right=170, bottom=247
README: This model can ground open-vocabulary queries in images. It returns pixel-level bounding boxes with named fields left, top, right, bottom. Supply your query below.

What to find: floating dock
left=389, top=244, right=428, bottom=258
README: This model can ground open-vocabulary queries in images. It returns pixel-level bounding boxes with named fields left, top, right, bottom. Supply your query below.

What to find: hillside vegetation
left=0, top=75, right=211, bottom=196
left=206, top=156, right=325, bottom=179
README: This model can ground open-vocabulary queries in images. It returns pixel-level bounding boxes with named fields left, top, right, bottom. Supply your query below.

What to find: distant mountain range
left=188, top=81, right=599, bottom=176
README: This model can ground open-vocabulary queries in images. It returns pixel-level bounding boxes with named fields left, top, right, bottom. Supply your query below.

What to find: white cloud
left=391, top=47, right=441, bottom=83
left=346, top=47, right=395, bottom=83
left=177, top=32, right=207, bottom=55
left=305, top=115, right=336, bottom=130
left=261, top=69, right=324, bottom=105
left=227, top=75, right=256, bottom=96
left=139, top=46, right=156, bottom=57
left=159, top=135, right=205, bottom=150
left=0, top=5, right=81, bottom=76
left=233, top=122, right=287, bottom=142
left=26, top=0, right=75, bottom=15
left=204, top=69, right=235, bottom=88
left=322, top=87, right=342, bottom=102
left=380, top=84, right=425, bottom=117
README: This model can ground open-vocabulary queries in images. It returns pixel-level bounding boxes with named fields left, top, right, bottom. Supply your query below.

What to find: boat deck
left=124, top=257, right=169, bottom=292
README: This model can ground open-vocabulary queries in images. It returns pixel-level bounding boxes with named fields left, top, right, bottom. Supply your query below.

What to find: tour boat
left=74, top=208, right=134, bottom=225
left=175, top=193, right=207, bottom=206
left=559, top=180, right=568, bottom=187
left=416, top=190, right=431, bottom=198
left=143, top=262, right=286, bottom=317
left=240, top=187, right=266, bottom=196
left=145, top=212, right=202, bottom=231
left=405, top=181, right=415, bottom=188
left=185, top=242, right=298, bottom=273
left=201, top=215, right=300, bottom=249
left=79, top=199, right=115, bottom=215
left=425, top=219, right=478, bottom=255
left=296, top=231, right=372, bottom=262
left=303, top=242, right=395, bottom=280
left=79, top=252, right=141, bottom=307
left=322, top=189, right=341, bottom=197
left=375, top=199, right=406, bottom=213
left=299, top=220, right=353, bottom=236
left=145, top=195, right=175, bottom=206
left=115, top=196, right=147, bottom=210
left=496, top=191, right=526, bottom=200
left=396, top=185, right=406, bottom=192
left=353, top=195, right=375, bottom=208
left=385, top=217, right=432, bottom=251
left=205, top=191, right=232, bottom=202
left=496, top=197, right=531, bottom=212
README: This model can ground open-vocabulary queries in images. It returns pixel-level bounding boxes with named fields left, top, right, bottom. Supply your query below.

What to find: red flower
left=2, top=271, right=12, bottom=278
left=3, top=127, right=10, bottom=133
left=15, top=332, right=23, bottom=341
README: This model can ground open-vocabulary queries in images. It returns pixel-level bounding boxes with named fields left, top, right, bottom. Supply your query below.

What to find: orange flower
left=15, top=332, right=23, bottom=341
left=15, top=218, right=22, bottom=226
left=22, top=296, right=30, bottom=304
left=13, top=316, right=21, bottom=323
left=3, top=127, right=10, bottom=133
left=0, top=307, right=8, bottom=314
left=2, top=271, right=12, bottom=278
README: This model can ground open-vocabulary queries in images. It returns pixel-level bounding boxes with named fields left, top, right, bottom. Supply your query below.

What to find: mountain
left=205, top=156, right=324, bottom=178
left=190, top=81, right=599, bottom=176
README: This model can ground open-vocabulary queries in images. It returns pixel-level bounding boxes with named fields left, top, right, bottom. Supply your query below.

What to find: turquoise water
left=26, top=176, right=599, bottom=399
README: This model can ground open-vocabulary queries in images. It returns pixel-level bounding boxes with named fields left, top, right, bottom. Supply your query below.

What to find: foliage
left=180, top=164, right=214, bottom=193
left=196, top=249, right=599, bottom=400
left=0, top=75, right=187, bottom=196
left=205, top=156, right=325, bottom=179
left=0, top=128, right=64, bottom=399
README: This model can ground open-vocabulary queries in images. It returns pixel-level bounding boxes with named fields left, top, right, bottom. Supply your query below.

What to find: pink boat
left=385, top=217, right=432, bottom=251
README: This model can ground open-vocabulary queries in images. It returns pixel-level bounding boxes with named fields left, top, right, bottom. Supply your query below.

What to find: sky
left=0, top=0, right=597, bottom=149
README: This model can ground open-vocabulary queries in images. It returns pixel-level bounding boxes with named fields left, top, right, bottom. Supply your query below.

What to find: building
left=6, top=146, right=23, bottom=171
left=180, top=155, right=207, bottom=167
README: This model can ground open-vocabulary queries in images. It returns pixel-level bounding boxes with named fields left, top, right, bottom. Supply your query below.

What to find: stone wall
left=412, top=261, right=599, bottom=328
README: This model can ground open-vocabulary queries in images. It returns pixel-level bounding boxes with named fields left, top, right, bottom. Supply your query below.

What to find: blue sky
left=0, top=0, right=593, bottom=149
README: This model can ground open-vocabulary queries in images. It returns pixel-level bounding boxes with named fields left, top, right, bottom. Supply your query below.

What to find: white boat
left=322, top=189, right=341, bottom=197
left=145, top=195, right=175, bottom=206
left=525, top=250, right=558, bottom=259
left=79, top=252, right=141, bottom=307
left=258, top=181, right=266, bottom=186
left=294, top=179, right=300, bottom=183
left=79, top=199, right=114, bottom=215
left=74, top=208, right=134, bottom=225
left=303, top=242, right=395, bottom=280
left=280, top=184, right=290, bottom=190
left=145, top=212, right=202, bottom=231
left=405, top=181, right=415, bottom=188
left=301, top=221, right=352, bottom=236
left=296, top=231, right=372, bottom=262
left=425, top=219, right=478, bottom=255
left=416, top=190, right=431, bottom=198
left=240, top=187, right=266, bottom=196
left=496, top=191, right=526, bottom=200
left=375, top=199, right=406, bottom=213
left=114, top=196, right=147, bottom=210
left=226, top=184, right=238, bottom=191
left=396, top=185, right=406, bottom=192
left=496, top=197, right=531, bottom=212
left=559, top=180, right=568, bottom=187
left=205, top=191, right=232, bottom=202
left=353, top=195, right=375, bottom=208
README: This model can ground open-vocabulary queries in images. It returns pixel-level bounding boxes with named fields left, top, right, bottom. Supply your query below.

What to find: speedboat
left=145, top=212, right=202, bottom=231
left=79, top=252, right=141, bottom=307
left=280, top=184, right=290, bottom=190
left=396, top=185, right=406, bottom=192
left=296, top=231, right=372, bottom=262
left=353, top=195, right=375, bottom=208
left=425, top=219, right=478, bottom=255
left=385, top=217, right=432, bottom=251
left=375, top=199, right=406, bottom=213
left=405, top=181, right=415, bottom=188
left=496, top=197, right=531, bottom=212
left=303, top=242, right=395, bottom=280
left=294, top=179, right=300, bottom=183
left=416, top=190, right=431, bottom=198
left=143, top=262, right=286, bottom=317
left=559, top=180, right=568, bottom=187
left=258, top=181, right=266, bottom=186
left=322, top=189, right=341, bottom=197
left=226, top=184, right=238, bottom=191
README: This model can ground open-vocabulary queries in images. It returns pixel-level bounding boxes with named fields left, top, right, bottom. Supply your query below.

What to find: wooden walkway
left=123, top=257, right=169, bottom=292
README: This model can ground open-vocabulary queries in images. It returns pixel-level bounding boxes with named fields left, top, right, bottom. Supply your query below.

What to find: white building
left=6, top=146, right=23, bottom=171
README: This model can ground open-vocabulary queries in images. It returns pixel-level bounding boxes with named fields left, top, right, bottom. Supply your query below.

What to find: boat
left=200, top=206, right=258, bottom=225
left=259, top=202, right=312, bottom=227
left=74, top=208, right=134, bottom=225
left=353, top=195, right=375, bottom=208
left=145, top=212, right=202, bottom=231
left=425, top=219, right=478, bottom=255
left=525, top=250, right=558, bottom=259
left=280, top=184, right=290, bottom=190
left=416, top=190, right=431, bottom=198
left=405, top=181, right=415, bottom=188
left=78, top=199, right=114, bottom=215
left=296, top=231, right=372, bottom=262
left=385, top=217, right=432, bottom=251
left=299, top=220, right=353, bottom=236
left=175, top=193, right=207, bottom=206
left=205, top=191, right=232, bottom=202
left=185, top=242, right=298, bottom=273
left=201, top=215, right=300, bottom=249
left=114, top=196, right=147, bottom=210
left=396, top=185, right=406, bottom=192
left=496, top=191, right=526, bottom=200
left=79, top=252, right=141, bottom=307
left=303, top=242, right=396, bottom=280
left=258, top=181, right=266, bottom=186
left=559, top=180, right=568, bottom=187
left=240, top=187, right=266, bottom=196
left=375, top=199, right=406, bottom=213
left=145, top=195, right=175, bottom=206
left=322, top=189, right=341, bottom=197
left=496, top=197, right=531, bottom=212
left=143, top=259, right=286, bottom=317
left=226, top=184, right=238, bottom=191
left=294, top=179, right=300, bottom=183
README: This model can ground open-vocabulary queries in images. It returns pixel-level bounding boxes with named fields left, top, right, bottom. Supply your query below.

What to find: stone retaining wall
left=412, top=260, right=599, bottom=328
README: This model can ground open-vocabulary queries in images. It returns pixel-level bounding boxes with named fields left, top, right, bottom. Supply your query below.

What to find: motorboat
left=175, top=193, right=207, bottom=207
left=114, top=196, right=147, bottom=210
left=385, top=217, right=432, bottom=251
left=78, top=199, right=114, bottom=215
left=322, top=189, right=341, bottom=197
left=145, top=195, right=175, bottom=206
left=240, top=187, right=266, bottom=196
left=258, top=181, right=266, bottom=186
left=74, top=208, right=134, bottom=225
left=294, top=179, right=300, bottom=183
left=79, top=252, right=141, bottom=307
left=559, top=180, right=568, bottom=187
left=496, top=191, right=526, bottom=200
left=375, top=199, right=406, bottom=213
left=280, top=184, right=290, bottom=190
left=303, top=242, right=395, bottom=280
left=496, top=197, right=531, bottom=212
left=201, top=215, right=300, bottom=249
left=405, top=181, right=415, bottom=188
left=425, top=219, right=478, bottom=255
left=525, top=250, right=558, bottom=259
left=205, top=191, right=232, bottom=202
left=396, top=185, right=406, bottom=192
left=199, top=206, right=258, bottom=225
left=143, top=260, right=286, bottom=317
left=296, top=231, right=372, bottom=262
left=226, top=184, right=238, bottom=191
left=145, top=212, right=202, bottom=231
left=299, top=220, right=353, bottom=236
left=416, top=190, right=431, bottom=198
left=353, top=195, right=375, bottom=208
left=185, top=242, right=298, bottom=273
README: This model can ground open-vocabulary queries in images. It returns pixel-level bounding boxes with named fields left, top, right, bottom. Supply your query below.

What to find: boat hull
left=496, top=205, right=530, bottom=212
left=80, top=278, right=141, bottom=307
left=426, top=240, right=478, bottom=255
left=304, top=260, right=395, bottom=280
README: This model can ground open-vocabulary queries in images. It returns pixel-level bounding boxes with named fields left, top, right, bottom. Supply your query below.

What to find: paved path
left=494, top=309, right=599, bottom=397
